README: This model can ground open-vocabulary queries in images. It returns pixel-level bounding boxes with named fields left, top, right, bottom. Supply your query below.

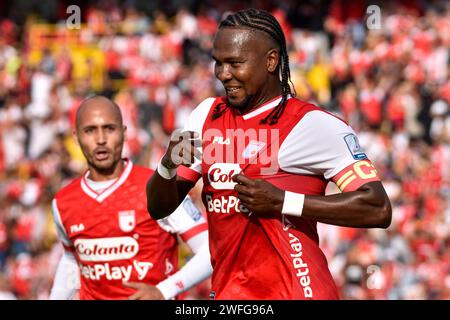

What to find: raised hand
left=160, top=129, right=202, bottom=169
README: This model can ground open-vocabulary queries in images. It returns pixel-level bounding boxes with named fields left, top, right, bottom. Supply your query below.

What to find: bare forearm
left=235, top=177, right=392, bottom=229
left=146, top=168, right=195, bottom=220
left=301, top=182, right=391, bottom=228
left=146, top=172, right=180, bottom=219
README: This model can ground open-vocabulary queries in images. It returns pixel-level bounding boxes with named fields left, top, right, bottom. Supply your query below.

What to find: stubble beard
left=226, top=94, right=254, bottom=113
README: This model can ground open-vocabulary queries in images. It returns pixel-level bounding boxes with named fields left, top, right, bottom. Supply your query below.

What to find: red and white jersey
left=52, top=161, right=207, bottom=300
left=178, top=96, right=381, bottom=300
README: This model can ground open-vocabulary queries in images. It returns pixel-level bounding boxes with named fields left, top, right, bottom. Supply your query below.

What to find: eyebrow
left=211, top=54, right=245, bottom=62
left=81, top=123, right=118, bottom=130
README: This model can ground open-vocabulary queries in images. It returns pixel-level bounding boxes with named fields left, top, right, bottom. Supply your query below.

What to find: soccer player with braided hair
left=147, top=8, right=391, bottom=299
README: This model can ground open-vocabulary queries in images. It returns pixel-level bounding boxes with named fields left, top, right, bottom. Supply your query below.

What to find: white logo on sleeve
left=207, top=163, right=241, bottom=190
left=118, top=210, right=136, bottom=232
left=344, top=134, right=367, bottom=160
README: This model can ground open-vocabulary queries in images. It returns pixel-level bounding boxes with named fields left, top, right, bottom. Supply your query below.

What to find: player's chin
left=91, top=157, right=115, bottom=170
left=227, top=95, right=249, bottom=110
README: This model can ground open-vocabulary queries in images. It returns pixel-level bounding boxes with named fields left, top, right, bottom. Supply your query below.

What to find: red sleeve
left=332, top=160, right=380, bottom=192
left=177, top=165, right=201, bottom=183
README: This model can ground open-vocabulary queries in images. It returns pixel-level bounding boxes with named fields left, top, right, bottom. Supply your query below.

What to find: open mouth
left=94, top=149, right=110, bottom=161
left=226, top=87, right=241, bottom=95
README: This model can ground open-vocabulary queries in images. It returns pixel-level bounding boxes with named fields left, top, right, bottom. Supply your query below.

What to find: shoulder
left=184, top=97, right=222, bottom=133
left=131, top=164, right=154, bottom=176
left=54, top=176, right=82, bottom=201
left=127, top=164, right=155, bottom=184
left=189, top=97, right=219, bottom=117
left=282, top=99, right=355, bottom=145
left=286, top=98, right=349, bottom=126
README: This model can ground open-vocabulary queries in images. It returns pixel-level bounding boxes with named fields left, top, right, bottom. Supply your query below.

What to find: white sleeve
left=179, top=97, right=215, bottom=176
left=51, top=199, right=73, bottom=248
left=50, top=199, right=79, bottom=300
left=156, top=196, right=207, bottom=236
left=278, top=110, right=368, bottom=180
left=156, top=231, right=212, bottom=299
left=49, top=250, right=80, bottom=300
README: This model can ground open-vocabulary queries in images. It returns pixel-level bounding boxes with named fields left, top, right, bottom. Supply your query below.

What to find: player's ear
left=72, top=129, right=80, bottom=146
left=122, top=125, right=127, bottom=141
left=266, top=49, right=279, bottom=73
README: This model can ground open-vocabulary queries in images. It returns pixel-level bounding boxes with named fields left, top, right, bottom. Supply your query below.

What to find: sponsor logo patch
left=75, top=237, right=139, bottom=262
left=344, top=134, right=367, bottom=160
left=212, top=136, right=231, bottom=145
left=182, top=198, right=202, bottom=221
left=207, top=163, right=241, bottom=190
left=70, top=223, right=85, bottom=233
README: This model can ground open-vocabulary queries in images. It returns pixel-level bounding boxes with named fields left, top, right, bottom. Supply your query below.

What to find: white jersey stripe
left=51, top=199, right=73, bottom=247
left=80, top=160, right=133, bottom=203
left=242, top=96, right=291, bottom=120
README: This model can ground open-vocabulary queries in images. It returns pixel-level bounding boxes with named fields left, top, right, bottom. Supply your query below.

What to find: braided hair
left=212, top=8, right=295, bottom=125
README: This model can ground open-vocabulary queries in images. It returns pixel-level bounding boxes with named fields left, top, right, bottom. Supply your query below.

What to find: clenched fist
left=160, top=129, right=202, bottom=169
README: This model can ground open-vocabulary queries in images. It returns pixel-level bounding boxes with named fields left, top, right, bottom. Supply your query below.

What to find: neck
left=87, top=159, right=125, bottom=181
left=238, top=82, right=283, bottom=114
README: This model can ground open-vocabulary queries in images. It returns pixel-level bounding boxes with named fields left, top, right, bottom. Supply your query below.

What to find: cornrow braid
left=212, top=8, right=296, bottom=125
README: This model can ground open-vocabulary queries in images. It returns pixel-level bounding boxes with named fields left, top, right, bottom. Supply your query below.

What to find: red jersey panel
left=178, top=96, right=380, bottom=300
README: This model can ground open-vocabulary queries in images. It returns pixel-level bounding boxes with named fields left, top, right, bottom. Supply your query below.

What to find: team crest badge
left=242, top=140, right=266, bottom=159
left=118, top=210, right=136, bottom=232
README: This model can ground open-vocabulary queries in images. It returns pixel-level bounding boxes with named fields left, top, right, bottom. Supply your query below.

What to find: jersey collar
left=241, top=95, right=291, bottom=120
left=80, top=159, right=133, bottom=203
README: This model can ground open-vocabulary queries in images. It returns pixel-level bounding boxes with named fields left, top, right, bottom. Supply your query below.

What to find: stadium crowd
left=0, top=0, right=448, bottom=299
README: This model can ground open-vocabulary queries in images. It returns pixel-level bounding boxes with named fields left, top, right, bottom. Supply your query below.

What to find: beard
left=226, top=94, right=254, bottom=113
left=88, top=157, right=120, bottom=176
left=81, top=145, right=123, bottom=178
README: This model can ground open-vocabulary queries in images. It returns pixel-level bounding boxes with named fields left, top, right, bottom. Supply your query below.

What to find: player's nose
left=216, top=64, right=233, bottom=83
left=96, top=130, right=107, bottom=145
